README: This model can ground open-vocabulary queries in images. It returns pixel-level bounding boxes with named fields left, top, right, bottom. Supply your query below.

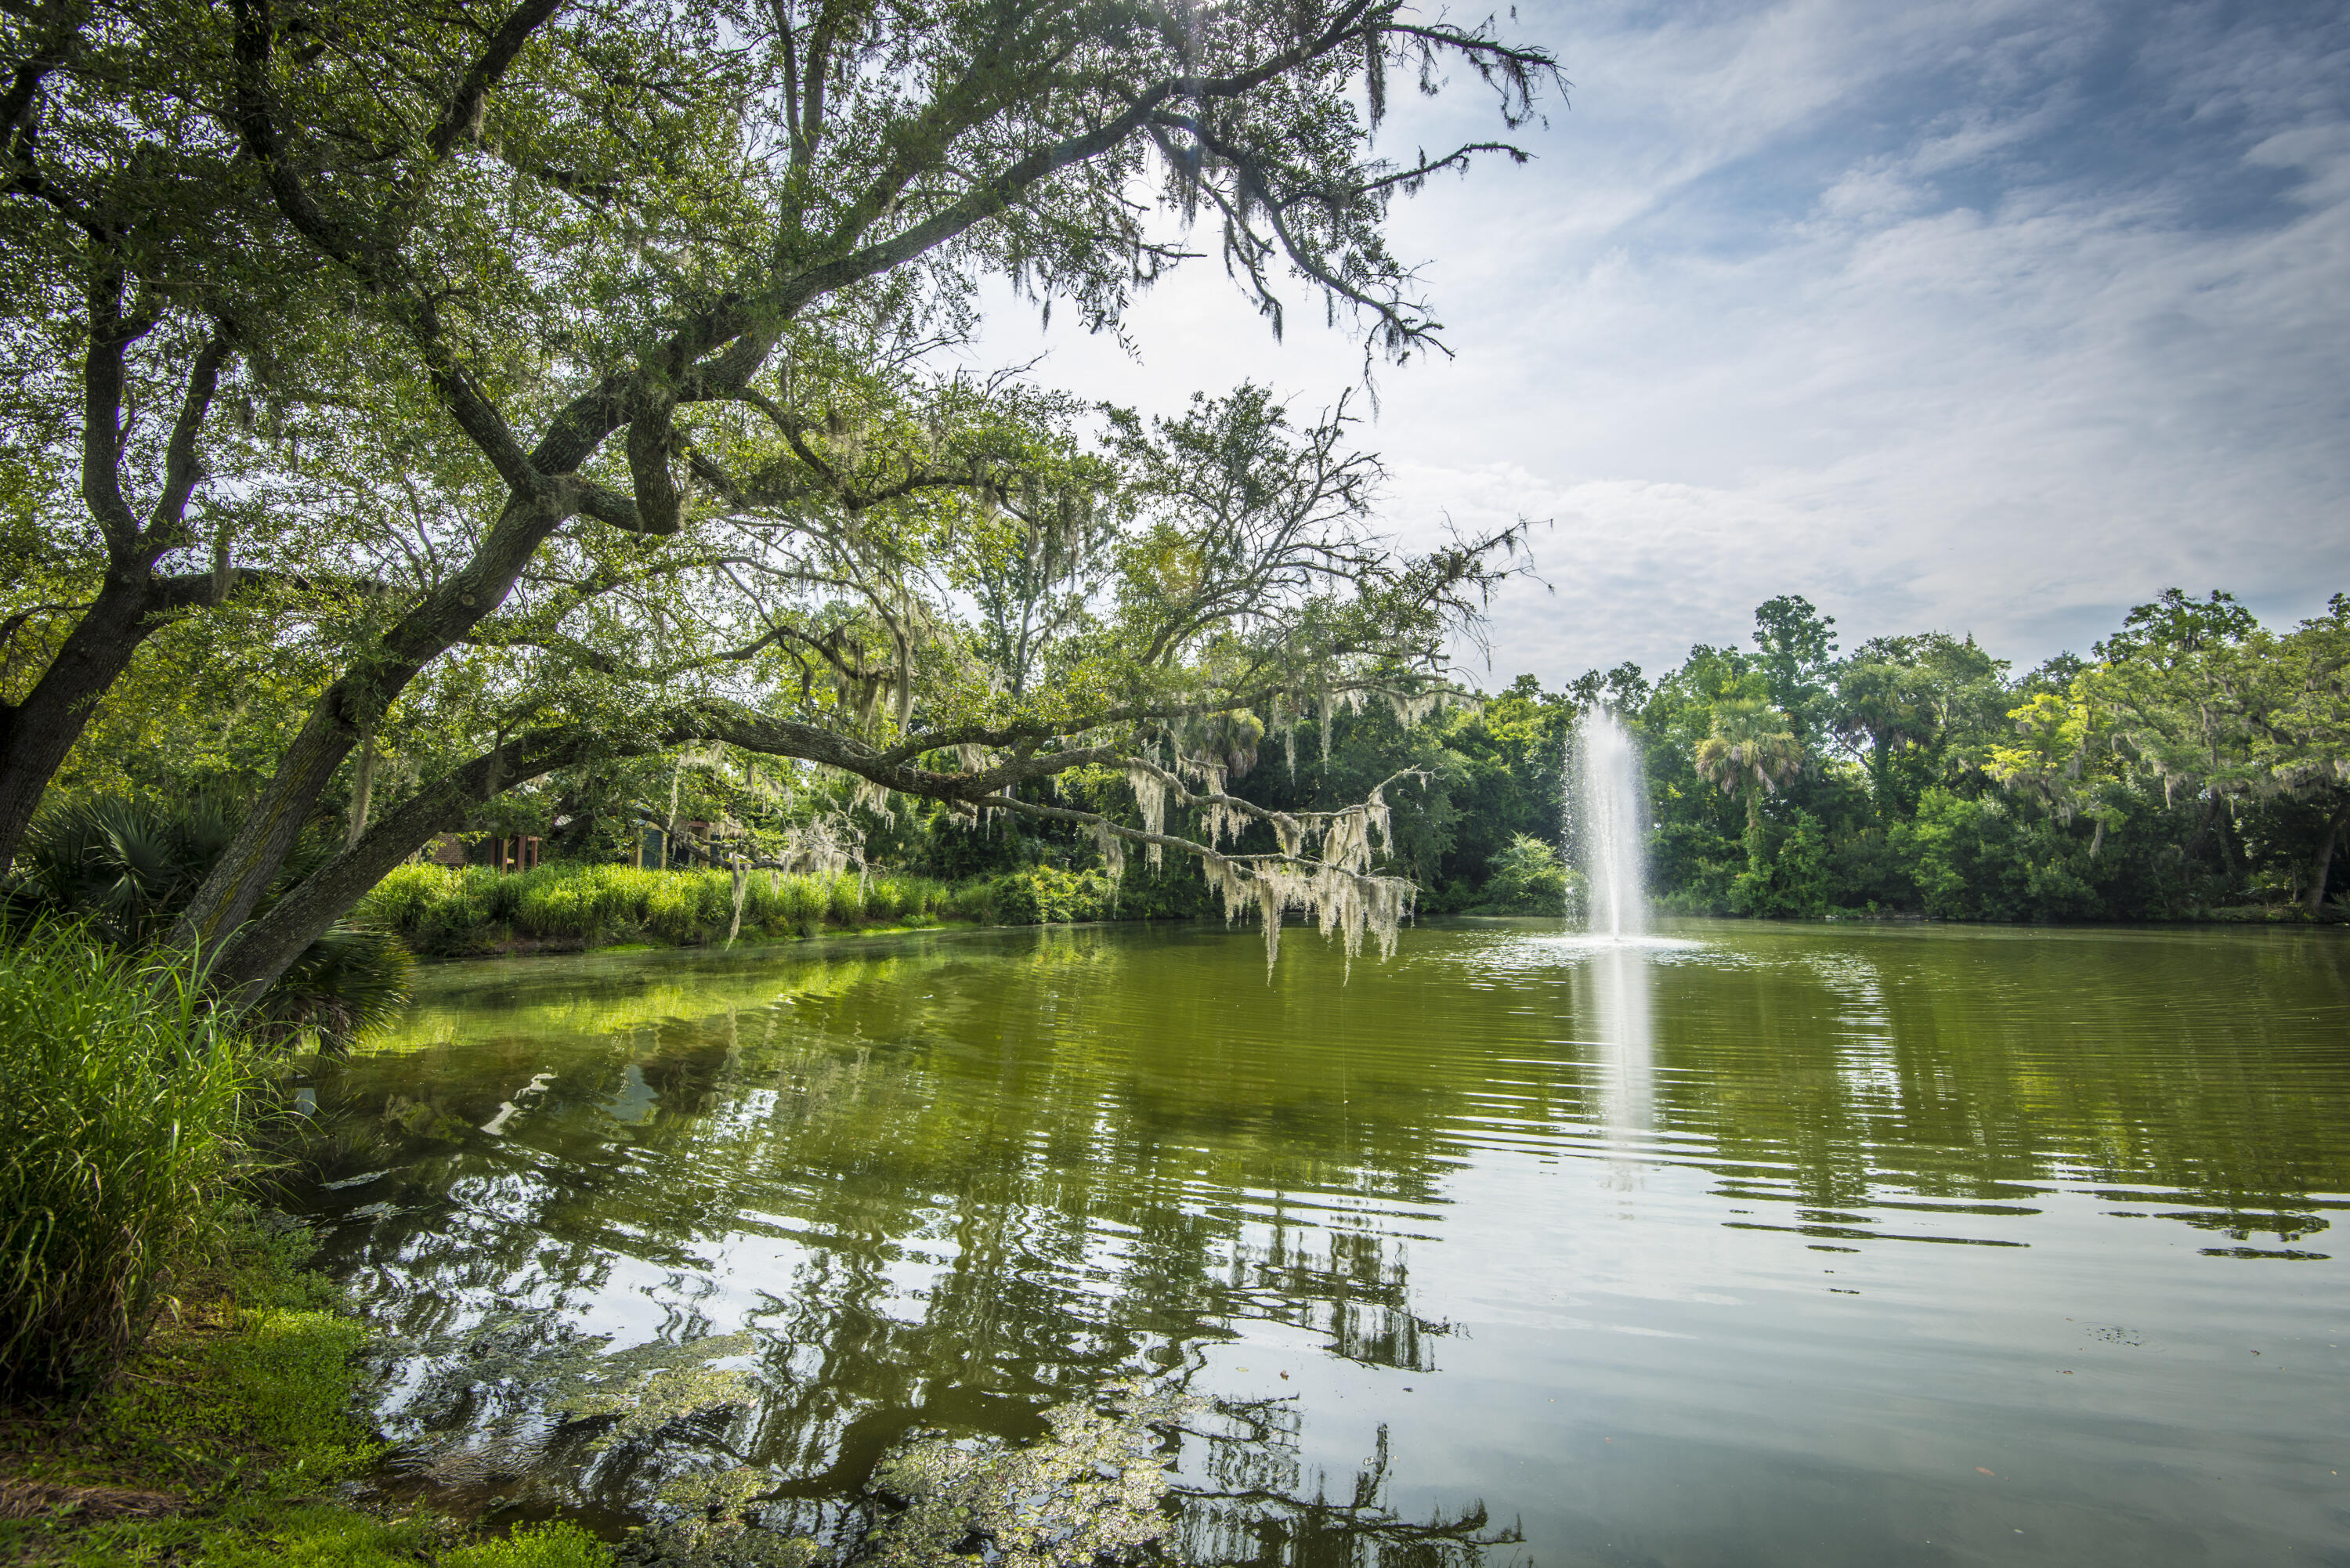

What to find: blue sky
left=971, top=0, right=2350, bottom=685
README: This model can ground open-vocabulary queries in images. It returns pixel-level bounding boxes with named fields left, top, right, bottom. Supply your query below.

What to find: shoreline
left=0, top=1212, right=609, bottom=1567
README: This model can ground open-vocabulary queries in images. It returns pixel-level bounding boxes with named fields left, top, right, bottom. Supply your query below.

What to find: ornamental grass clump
left=514, top=863, right=649, bottom=941
left=772, top=872, right=831, bottom=936
left=0, top=928, right=258, bottom=1401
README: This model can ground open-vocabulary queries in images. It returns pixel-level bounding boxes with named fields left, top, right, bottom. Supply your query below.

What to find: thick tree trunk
left=2308, top=801, right=2350, bottom=915
left=175, top=695, right=374, bottom=951
left=173, top=493, right=573, bottom=948
left=0, top=573, right=228, bottom=867
left=206, top=728, right=606, bottom=1003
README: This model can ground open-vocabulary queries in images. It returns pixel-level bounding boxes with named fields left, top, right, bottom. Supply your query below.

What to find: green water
left=300, top=919, right=2350, bottom=1566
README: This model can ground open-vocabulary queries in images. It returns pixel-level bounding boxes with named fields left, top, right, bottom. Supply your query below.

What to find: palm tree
left=3, top=794, right=412, bottom=1040
left=1694, top=698, right=1806, bottom=843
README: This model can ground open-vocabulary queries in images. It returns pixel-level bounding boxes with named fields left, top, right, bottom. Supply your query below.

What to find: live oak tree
left=208, top=376, right=1531, bottom=994
left=2074, top=594, right=2350, bottom=912
left=1, top=0, right=1561, bottom=996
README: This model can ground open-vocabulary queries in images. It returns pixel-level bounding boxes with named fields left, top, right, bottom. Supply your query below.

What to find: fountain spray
left=1567, top=707, right=1649, bottom=939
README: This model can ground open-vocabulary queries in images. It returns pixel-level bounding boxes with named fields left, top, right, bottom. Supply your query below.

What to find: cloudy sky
left=967, top=0, right=2350, bottom=687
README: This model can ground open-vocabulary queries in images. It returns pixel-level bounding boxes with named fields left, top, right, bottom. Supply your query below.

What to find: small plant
left=441, top=1521, right=616, bottom=1567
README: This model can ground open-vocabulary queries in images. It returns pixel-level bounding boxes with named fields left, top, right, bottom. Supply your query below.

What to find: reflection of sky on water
left=309, top=919, right=2350, bottom=1568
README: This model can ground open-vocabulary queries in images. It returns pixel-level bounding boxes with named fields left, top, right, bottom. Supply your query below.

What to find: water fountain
left=1567, top=706, right=1648, bottom=939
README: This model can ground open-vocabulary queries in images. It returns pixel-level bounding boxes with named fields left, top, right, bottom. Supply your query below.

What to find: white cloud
left=962, top=0, right=2350, bottom=684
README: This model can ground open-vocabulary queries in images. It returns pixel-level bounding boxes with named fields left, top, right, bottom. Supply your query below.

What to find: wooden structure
left=422, top=833, right=543, bottom=871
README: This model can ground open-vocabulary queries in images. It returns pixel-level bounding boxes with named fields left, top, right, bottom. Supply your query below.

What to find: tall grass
left=0, top=927, right=258, bottom=1401
left=357, top=862, right=959, bottom=952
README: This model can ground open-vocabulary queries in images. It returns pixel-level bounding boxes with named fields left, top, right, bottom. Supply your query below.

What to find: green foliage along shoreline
left=353, top=862, right=1145, bottom=956
left=1202, top=587, right=2348, bottom=924
left=1629, top=590, right=2350, bottom=922
left=13, top=588, right=2344, bottom=956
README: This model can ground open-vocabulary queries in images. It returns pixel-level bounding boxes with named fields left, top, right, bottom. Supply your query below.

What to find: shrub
left=696, top=871, right=737, bottom=931
left=1734, top=808, right=1831, bottom=919
left=356, top=863, right=501, bottom=955
left=866, top=874, right=948, bottom=922
left=354, top=862, right=459, bottom=937
left=512, top=866, right=616, bottom=940
left=3, top=794, right=418, bottom=1041
left=3, top=793, right=248, bottom=946
left=643, top=873, right=707, bottom=943
left=776, top=873, right=828, bottom=936
left=1480, top=834, right=1568, bottom=914
left=478, top=865, right=529, bottom=924
left=1893, top=789, right=2101, bottom=922
left=0, top=930, right=258, bottom=1400
left=984, top=866, right=1115, bottom=925
left=735, top=869, right=780, bottom=932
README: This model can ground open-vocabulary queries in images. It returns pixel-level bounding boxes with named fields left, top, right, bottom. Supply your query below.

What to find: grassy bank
left=0, top=932, right=611, bottom=1564
left=357, top=863, right=1133, bottom=956
left=0, top=1215, right=609, bottom=1567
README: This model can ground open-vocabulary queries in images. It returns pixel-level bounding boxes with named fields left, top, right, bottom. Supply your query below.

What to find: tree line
left=1208, top=588, right=2348, bottom=923
left=420, top=583, right=2347, bottom=929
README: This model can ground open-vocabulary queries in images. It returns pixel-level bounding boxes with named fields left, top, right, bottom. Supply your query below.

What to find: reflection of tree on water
left=304, top=934, right=1508, bottom=1566
left=301, top=923, right=2350, bottom=1556
left=1235, top=1224, right=1451, bottom=1375
left=1166, top=1407, right=1516, bottom=1568
left=1675, top=933, right=2348, bottom=1245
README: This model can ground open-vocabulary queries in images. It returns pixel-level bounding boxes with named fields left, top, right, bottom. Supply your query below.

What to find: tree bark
left=172, top=489, right=575, bottom=948
left=0, top=284, right=233, bottom=865
left=206, top=727, right=607, bottom=1004
left=0, top=573, right=233, bottom=867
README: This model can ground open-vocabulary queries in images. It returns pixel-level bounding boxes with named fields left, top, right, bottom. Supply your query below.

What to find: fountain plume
left=1567, top=708, right=1649, bottom=938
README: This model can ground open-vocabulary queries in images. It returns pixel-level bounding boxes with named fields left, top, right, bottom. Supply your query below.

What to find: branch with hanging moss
left=197, top=688, right=1445, bottom=1000
left=985, top=764, right=1431, bottom=970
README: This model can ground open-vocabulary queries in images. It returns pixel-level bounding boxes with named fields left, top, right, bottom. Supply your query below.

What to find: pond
left=297, top=918, right=2350, bottom=1567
